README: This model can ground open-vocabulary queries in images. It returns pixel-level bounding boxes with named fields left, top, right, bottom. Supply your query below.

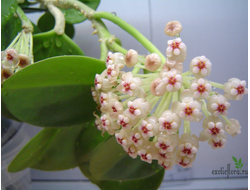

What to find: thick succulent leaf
left=37, top=12, right=75, bottom=39
left=1, top=97, right=20, bottom=122
left=8, top=125, right=85, bottom=172
left=76, top=123, right=165, bottom=190
left=1, top=15, right=22, bottom=50
left=60, top=0, right=101, bottom=24
left=1, top=0, right=18, bottom=26
left=1, top=56, right=105, bottom=127
left=89, top=136, right=163, bottom=181
left=33, top=30, right=84, bottom=62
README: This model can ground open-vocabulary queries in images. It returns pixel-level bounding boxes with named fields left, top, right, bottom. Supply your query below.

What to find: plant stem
left=201, top=100, right=210, bottom=118
left=184, top=121, right=191, bottom=133
left=100, top=41, right=108, bottom=62
left=93, top=11, right=166, bottom=63
left=210, top=81, right=224, bottom=89
left=46, top=2, right=65, bottom=35
left=221, top=115, right=232, bottom=126
left=16, top=6, right=33, bottom=32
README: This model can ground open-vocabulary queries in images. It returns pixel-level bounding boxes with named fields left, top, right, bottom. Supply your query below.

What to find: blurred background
left=4, top=0, right=248, bottom=189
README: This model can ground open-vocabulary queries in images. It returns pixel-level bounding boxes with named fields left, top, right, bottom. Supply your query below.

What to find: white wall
left=24, top=0, right=247, bottom=185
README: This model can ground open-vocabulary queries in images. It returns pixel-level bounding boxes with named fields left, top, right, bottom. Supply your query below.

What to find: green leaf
left=60, top=0, right=101, bottom=24
left=33, top=30, right=84, bottom=62
left=8, top=124, right=85, bottom=172
left=1, top=97, right=21, bottom=122
left=238, top=158, right=242, bottom=165
left=1, top=56, right=105, bottom=127
left=1, top=0, right=18, bottom=26
left=37, top=12, right=75, bottom=39
left=1, top=15, right=22, bottom=50
left=76, top=123, right=165, bottom=190
left=89, top=136, right=163, bottom=181
left=232, top=156, right=238, bottom=163
left=235, top=166, right=240, bottom=169
left=241, top=163, right=243, bottom=168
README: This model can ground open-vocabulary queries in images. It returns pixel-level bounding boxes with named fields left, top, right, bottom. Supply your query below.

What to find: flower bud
left=18, top=54, right=30, bottom=68
left=164, top=21, right=182, bottom=37
left=145, top=53, right=161, bottom=71
left=125, top=49, right=138, bottom=67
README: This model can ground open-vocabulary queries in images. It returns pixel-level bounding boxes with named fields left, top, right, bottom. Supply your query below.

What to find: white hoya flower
left=190, top=56, right=212, bottom=78
left=145, top=53, right=161, bottom=72
left=106, top=52, right=125, bottom=69
left=138, top=116, right=159, bottom=139
left=190, top=78, right=212, bottom=99
left=178, top=133, right=199, bottom=159
left=161, top=69, right=183, bottom=92
left=224, top=119, right=241, bottom=137
left=104, top=64, right=120, bottom=83
left=138, top=148, right=154, bottom=164
left=157, top=151, right=173, bottom=161
left=124, top=143, right=138, bottom=159
left=117, top=72, right=146, bottom=98
left=1, top=49, right=19, bottom=68
left=91, top=87, right=100, bottom=104
left=94, top=113, right=104, bottom=133
left=155, top=137, right=174, bottom=154
left=94, top=73, right=116, bottom=91
left=158, top=110, right=181, bottom=134
left=130, top=130, right=144, bottom=147
left=117, top=112, right=139, bottom=129
left=125, top=98, right=151, bottom=120
left=100, top=114, right=119, bottom=135
left=224, top=78, right=248, bottom=100
left=202, top=115, right=225, bottom=139
left=115, top=129, right=129, bottom=147
left=162, top=59, right=183, bottom=74
left=1, top=66, right=14, bottom=82
left=150, top=78, right=167, bottom=96
left=208, top=136, right=227, bottom=149
left=172, top=89, right=203, bottom=122
left=176, top=154, right=194, bottom=168
left=166, top=38, right=187, bottom=63
left=207, top=94, right=230, bottom=117
left=102, top=100, right=124, bottom=119
left=125, top=49, right=138, bottom=67
left=164, top=20, right=182, bottom=37
left=99, top=92, right=118, bottom=107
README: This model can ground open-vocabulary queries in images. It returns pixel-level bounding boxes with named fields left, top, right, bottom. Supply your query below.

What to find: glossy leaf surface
left=1, top=16, right=22, bottom=50
left=76, top=123, right=165, bottom=190
left=1, top=0, right=18, bottom=26
left=89, top=136, right=163, bottom=181
left=33, top=30, right=84, bottom=62
left=2, top=56, right=105, bottom=127
left=8, top=125, right=85, bottom=172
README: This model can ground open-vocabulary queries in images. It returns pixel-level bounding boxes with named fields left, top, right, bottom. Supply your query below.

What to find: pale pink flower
left=166, top=38, right=187, bottom=62
left=145, top=53, right=161, bottom=72
left=125, top=49, right=138, bottom=67
left=207, top=94, right=230, bottom=117
left=164, top=20, right=182, bottom=37
left=161, top=69, right=183, bottom=92
left=138, top=116, right=159, bottom=138
left=189, top=56, right=211, bottom=78
left=125, top=98, right=151, bottom=119
left=224, top=78, right=248, bottom=100
left=150, top=78, right=167, bottom=96
left=158, top=110, right=181, bottom=134
left=208, top=136, right=227, bottom=149
left=190, top=78, right=212, bottom=99
left=224, top=119, right=241, bottom=137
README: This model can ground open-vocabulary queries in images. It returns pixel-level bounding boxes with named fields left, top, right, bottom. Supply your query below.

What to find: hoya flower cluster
left=1, top=30, right=33, bottom=83
left=92, top=21, right=247, bottom=170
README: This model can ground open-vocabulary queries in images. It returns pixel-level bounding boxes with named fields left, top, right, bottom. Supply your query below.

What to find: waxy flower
left=138, top=116, right=159, bottom=138
left=162, top=59, right=183, bottom=74
left=177, top=133, right=199, bottom=158
left=117, top=72, right=146, bottom=98
left=125, top=98, right=151, bottom=120
left=224, top=78, right=248, bottom=100
left=176, top=154, right=194, bottom=168
left=150, top=78, right=167, bottom=96
left=190, top=78, right=212, bottom=99
left=166, top=38, right=187, bottom=62
left=225, top=119, right=241, bottom=137
left=1, top=49, right=19, bottom=68
left=158, top=110, right=181, bottom=134
left=106, top=52, right=125, bottom=68
left=208, top=136, right=227, bottom=149
left=190, top=56, right=211, bottom=78
left=161, top=69, right=183, bottom=92
left=172, top=90, right=203, bottom=122
left=207, top=94, right=230, bottom=117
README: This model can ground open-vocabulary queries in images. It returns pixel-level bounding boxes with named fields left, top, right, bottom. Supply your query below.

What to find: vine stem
left=93, top=11, right=166, bottom=63
left=209, top=81, right=224, bottom=89
left=46, top=2, right=65, bottom=35
left=16, top=6, right=33, bottom=32
left=184, top=121, right=191, bottom=133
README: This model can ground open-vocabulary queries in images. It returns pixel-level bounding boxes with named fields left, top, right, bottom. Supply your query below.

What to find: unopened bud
left=1, top=67, right=13, bottom=81
left=164, top=21, right=182, bottom=37
left=145, top=53, right=161, bottom=72
left=18, top=54, right=30, bottom=68
left=125, top=49, right=138, bottom=67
